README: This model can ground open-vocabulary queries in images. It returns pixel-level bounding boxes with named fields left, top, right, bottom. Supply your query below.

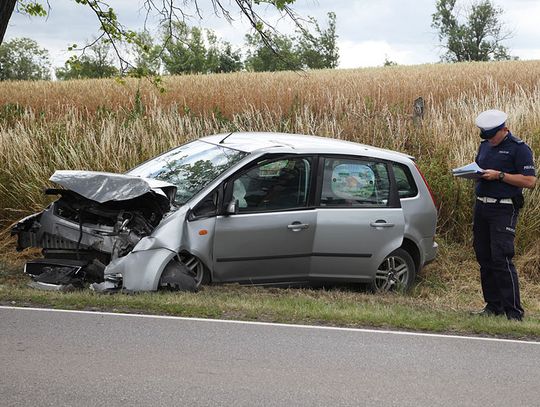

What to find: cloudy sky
left=5, top=0, right=540, bottom=69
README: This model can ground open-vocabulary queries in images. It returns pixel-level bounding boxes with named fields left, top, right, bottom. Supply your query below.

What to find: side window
left=191, top=190, right=218, bottom=218
left=232, top=157, right=312, bottom=212
left=320, top=157, right=390, bottom=207
left=393, top=163, right=418, bottom=198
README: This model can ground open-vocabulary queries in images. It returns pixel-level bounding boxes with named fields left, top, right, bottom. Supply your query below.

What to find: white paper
left=452, top=162, right=484, bottom=179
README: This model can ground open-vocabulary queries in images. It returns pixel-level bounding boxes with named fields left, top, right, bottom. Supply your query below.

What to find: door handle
left=370, top=221, right=395, bottom=228
left=287, top=222, right=309, bottom=231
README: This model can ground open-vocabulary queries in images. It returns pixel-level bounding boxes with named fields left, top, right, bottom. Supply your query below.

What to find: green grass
left=2, top=252, right=539, bottom=341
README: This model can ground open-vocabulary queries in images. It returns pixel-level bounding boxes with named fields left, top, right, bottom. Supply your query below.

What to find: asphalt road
left=1, top=307, right=539, bottom=407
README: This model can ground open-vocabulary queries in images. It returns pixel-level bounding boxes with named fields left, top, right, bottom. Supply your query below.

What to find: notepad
left=452, top=162, right=484, bottom=179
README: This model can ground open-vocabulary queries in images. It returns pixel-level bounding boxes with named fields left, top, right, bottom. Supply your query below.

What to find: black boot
left=470, top=306, right=504, bottom=317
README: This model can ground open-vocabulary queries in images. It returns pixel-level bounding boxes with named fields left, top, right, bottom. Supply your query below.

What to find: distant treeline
left=0, top=13, right=338, bottom=81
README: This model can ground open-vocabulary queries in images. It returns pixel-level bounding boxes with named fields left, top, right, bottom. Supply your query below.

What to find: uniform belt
left=477, top=197, right=513, bottom=204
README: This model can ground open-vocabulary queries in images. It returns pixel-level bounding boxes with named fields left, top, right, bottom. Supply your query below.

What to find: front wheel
left=159, top=260, right=198, bottom=292
left=179, top=253, right=210, bottom=288
left=372, top=248, right=415, bottom=293
left=158, top=254, right=209, bottom=292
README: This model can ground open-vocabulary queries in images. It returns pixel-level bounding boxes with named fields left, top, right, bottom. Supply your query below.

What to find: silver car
left=12, top=132, right=438, bottom=292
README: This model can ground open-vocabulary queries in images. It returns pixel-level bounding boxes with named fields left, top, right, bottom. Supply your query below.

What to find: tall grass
left=1, top=60, right=539, bottom=278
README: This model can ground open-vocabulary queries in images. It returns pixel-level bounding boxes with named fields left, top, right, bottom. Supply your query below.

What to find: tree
left=0, top=0, right=17, bottom=45
left=160, top=21, right=243, bottom=74
left=1, top=1, right=303, bottom=74
left=383, top=56, right=398, bottom=66
left=206, top=33, right=243, bottom=73
left=0, top=37, right=51, bottom=80
left=244, top=32, right=301, bottom=72
left=56, top=39, right=118, bottom=80
left=129, top=31, right=162, bottom=77
left=432, top=0, right=512, bottom=62
left=295, top=12, right=339, bottom=69
left=161, top=22, right=211, bottom=74
left=245, top=12, right=339, bottom=72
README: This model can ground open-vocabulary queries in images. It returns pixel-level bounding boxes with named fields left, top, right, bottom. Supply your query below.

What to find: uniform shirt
left=475, top=132, right=536, bottom=198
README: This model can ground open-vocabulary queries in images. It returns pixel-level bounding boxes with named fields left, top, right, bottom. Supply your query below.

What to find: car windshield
left=128, top=140, right=248, bottom=204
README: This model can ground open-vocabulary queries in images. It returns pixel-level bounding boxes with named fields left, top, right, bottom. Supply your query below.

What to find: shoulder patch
left=508, top=135, right=524, bottom=144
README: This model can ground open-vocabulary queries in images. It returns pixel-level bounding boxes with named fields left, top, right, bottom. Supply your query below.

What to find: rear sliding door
left=310, top=156, right=405, bottom=281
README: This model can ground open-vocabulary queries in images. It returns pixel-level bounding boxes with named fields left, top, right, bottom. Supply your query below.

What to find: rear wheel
left=372, top=248, right=415, bottom=293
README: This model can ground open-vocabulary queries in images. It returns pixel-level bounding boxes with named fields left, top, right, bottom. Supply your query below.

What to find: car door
left=213, top=156, right=316, bottom=284
left=310, top=156, right=405, bottom=281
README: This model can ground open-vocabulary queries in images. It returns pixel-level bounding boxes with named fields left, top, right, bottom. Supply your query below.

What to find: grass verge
left=1, top=245, right=539, bottom=341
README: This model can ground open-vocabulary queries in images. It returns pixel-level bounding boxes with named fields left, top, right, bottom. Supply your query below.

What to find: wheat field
left=1, top=60, right=539, bottom=285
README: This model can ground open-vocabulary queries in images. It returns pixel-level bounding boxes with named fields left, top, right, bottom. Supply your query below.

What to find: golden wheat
left=1, top=60, right=539, bottom=279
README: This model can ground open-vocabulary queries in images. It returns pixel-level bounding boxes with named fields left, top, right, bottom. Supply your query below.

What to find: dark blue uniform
left=473, top=133, right=536, bottom=319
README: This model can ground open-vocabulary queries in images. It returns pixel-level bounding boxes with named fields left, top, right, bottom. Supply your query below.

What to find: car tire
left=179, top=253, right=210, bottom=288
left=159, top=260, right=198, bottom=292
left=371, top=248, right=416, bottom=293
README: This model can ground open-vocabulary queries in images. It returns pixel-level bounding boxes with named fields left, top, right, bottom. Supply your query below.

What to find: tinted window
left=232, top=157, right=312, bottom=212
left=320, top=157, right=390, bottom=207
left=393, top=163, right=418, bottom=198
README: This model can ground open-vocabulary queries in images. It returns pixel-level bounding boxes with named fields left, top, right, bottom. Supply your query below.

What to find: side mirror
left=226, top=199, right=239, bottom=215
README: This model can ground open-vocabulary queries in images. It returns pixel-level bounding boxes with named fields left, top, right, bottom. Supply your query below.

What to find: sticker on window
left=331, top=164, right=375, bottom=199
left=259, top=160, right=288, bottom=177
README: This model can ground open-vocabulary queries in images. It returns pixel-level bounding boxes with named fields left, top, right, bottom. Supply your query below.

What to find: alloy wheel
left=374, top=254, right=410, bottom=292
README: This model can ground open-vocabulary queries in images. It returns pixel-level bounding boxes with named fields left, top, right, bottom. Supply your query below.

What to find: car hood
left=50, top=170, right=177, bottom=204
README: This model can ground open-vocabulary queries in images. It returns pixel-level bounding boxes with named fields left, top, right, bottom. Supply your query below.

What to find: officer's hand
left=481, top=169, right=500, bottom=181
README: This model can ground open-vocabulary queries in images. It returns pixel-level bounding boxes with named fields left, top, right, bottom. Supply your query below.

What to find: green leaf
left=20, top=2, right=47, bottom=17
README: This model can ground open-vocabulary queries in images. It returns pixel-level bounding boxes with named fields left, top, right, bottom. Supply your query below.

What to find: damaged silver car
left=12, top=132, right=438, bottom=292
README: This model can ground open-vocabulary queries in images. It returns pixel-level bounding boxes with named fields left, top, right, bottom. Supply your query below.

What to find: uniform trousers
left=473, top=200, right=524, bottom=319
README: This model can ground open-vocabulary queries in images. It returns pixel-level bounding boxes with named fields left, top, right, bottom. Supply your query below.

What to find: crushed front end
left=11, top=171, right=176, bottom=291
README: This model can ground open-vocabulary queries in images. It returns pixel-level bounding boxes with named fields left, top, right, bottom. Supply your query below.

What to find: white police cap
left=475, top=109, right=507, bottom=139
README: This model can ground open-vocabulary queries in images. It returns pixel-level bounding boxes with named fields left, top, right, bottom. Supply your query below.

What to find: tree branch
left=0, top=0, right=17, bottom=45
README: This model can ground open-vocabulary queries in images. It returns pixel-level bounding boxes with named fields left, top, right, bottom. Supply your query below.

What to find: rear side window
left=320, top=157, right=390, bottom=207
left=393, top=163, right=418, bottom=198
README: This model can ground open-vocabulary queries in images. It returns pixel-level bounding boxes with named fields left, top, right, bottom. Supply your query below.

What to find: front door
left=213, top=156, right=315, bottom=284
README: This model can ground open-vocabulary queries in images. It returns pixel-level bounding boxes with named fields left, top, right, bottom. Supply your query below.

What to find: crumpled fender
left=105, top=248, right=177, bottom=291
left=105, top=206, right=192, bottom=291
left=132, top=206, right=190, bottom=253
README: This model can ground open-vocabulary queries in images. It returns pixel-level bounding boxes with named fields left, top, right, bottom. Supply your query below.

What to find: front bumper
left=104, top=247, right=177, bottom=291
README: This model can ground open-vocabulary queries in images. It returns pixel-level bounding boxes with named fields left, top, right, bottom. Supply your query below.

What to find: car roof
left=201, top=132, right=414, bottom=162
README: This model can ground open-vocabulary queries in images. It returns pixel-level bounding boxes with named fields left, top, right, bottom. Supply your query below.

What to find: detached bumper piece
left=24, top=258, right=104, bottom=291
left=90, top=274, right=123, bottom=294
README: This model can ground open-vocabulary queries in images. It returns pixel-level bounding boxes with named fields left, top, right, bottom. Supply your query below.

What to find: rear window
left=393, top=163, right=418, bottom=198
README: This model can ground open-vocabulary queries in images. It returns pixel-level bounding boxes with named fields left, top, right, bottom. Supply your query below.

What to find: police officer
left=473, top=109, right=536, bottom=321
